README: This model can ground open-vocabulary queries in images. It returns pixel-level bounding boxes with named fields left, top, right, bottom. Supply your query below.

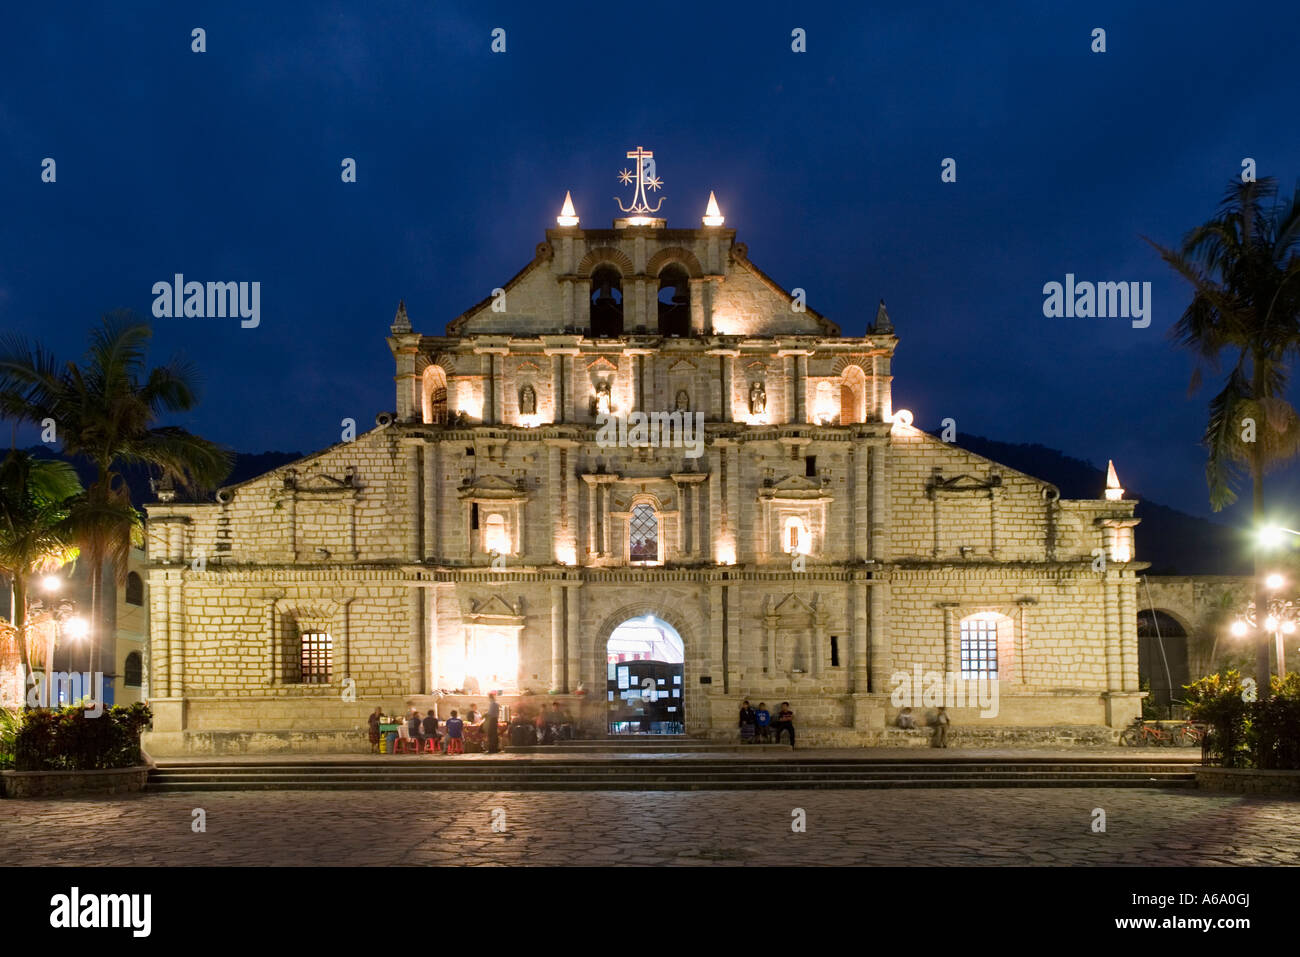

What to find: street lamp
left=26, top=596, right=84, bottom=708
left=1231, top=577, right=1295, bottom=678
left=1258, top=525, right=1300, bottom=549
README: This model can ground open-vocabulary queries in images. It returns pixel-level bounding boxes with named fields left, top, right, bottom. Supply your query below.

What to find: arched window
left=422, top=365, right=448, bottom=425
left=125, top=571, right=144, bottom=606
left=123, top=651, right=143, bottom=687
left=782, top=516, right=811, bottom=555
left=657, top=264, right=691, bottom=337
left=814, top=381, right=834, bottom=424
left=840, top=365, right=867, bottom=425
left=590, top=266, right=624, bottom=338
left=484, top=513, right=509, bottom=555
left=628, top=503, right=659, bottom=563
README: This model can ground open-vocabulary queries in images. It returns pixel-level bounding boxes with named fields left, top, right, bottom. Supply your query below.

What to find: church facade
left=142, top=158, right=1144, bottom=754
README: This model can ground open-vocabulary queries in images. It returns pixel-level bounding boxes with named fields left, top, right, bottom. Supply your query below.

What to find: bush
left=1185, top=670, right=1300, bottom=769
left=0, top=708, right=20, bottom=770
left=12, top=701, right=152, bottom=771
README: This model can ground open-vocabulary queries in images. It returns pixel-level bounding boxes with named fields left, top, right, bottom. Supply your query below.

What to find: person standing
left=773, top=701, right=796, bottom=748
left=486, top=693, right=501, bottom=753
left=931, top=707, right=951, bottom=748
left=445, top=710, right=465, bottom=755
left=367, top=706, right=383, bottom=753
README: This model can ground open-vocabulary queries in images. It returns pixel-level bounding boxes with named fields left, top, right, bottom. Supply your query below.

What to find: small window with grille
left=299, top=631, right=333, bottom=684
left=959, top=617, right=999, bottom=679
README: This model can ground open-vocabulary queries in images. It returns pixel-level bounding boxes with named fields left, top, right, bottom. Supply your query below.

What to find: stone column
left=869, top=442, right=891, bottom=561
left=940, top=602, right=959, bottom=674
left=721, top=354, right=734, bottom=422
left=1016, top=598, right=1035, bottom=686
left=783, top=355, right=796, bottom=424
left=151, top=578, right=169, bottom=696
left=550, top=584, right=564, bottom=693
left=854, top=443, right=870, bottom=562
left=423, top=442, right=439, bottom=561
left=587, top=481, right=598, bottom=558
left=764, top=613, right=777, bottom=675
left=853, top=577, right=868, bottom=693
left=409, top=588, right=424, bottom=695
left=565, top=583, right=582, bottom=693
left=795, top=354, right=808, bottom=422
left=552, top=355, right=565, bottom=423
left=811, top=613, right=825, bottom=681
left=426, top=588, right=439, bottom=692
left=404, top=442, right=420, bottom=562
left=167, top=580, right=183, bottom=697
left=709, top=580, right=726, bottom=688
left=989, top=487, right=1001, bottom=559
left=698, top=483, right=708, bottom=560
left=1119, top=575, right=1138, bottom=691
left=689, top=278, right=706, bottom=334
left=868, top=581, right=892, bottom=693
left=1104, top=576, right=1122, bottom=690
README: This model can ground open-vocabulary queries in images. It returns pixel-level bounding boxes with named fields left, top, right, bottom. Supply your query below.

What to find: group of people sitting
left=509, top=702, right=574, bottom=746
left=738, top=699, right=796, bottom=747
left=368, top=694, right=503, bottom=755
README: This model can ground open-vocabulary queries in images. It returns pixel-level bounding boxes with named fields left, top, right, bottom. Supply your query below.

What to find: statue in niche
left=675, top=389, right=690, bottom=412
left=594, top=381, right=612, bottom=416
left=519, top=384, right=536, bottom=416
left=749, top=381, right=766, bottom=415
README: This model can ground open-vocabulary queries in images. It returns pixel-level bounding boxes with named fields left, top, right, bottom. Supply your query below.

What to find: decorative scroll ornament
left=615, top=146, right=664, bottom=215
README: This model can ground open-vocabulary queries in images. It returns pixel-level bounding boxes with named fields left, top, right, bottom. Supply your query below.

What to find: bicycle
left=1119, top=718, right=1175, bottom=747
left=1176, top=721, right=1208, bottom=748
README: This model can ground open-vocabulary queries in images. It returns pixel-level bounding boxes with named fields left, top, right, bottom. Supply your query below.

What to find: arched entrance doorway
left=606, top=615, right=685, bottom=734
left=1137, top=610, right=1190, bottom=717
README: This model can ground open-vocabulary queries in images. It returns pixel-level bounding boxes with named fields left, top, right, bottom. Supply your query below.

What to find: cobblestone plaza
left=4, top=787, right=1296, bottom=867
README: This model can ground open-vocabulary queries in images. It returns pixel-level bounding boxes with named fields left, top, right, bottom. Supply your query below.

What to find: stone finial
left=1105, top=460, right=1125, bottom=501
left=391, top=299, right=411, bottom=333
left=874, top=299, right=893, bottom=333
left=154, top=469, right=176, bottom=503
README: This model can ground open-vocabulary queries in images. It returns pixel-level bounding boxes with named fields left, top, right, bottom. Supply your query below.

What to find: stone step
left=146, top=759, right=1197, bottom=792
left=147, top=780, right=1190, bottom=790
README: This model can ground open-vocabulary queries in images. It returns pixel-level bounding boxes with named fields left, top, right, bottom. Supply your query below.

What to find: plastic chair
left=423, top=737, right=439, bottom=754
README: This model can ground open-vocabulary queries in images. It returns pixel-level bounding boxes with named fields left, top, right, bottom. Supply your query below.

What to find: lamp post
left=1230, top=572, right=1296, bottom=681
left=1253, top=526, right=1300, bottom=694
left=28, top=574, right=86, bottom=708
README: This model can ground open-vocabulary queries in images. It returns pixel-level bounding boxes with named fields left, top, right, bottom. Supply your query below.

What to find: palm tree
left=0, top=450, right=82, bottom=695
left=0, top=313, right=232, bottom=679
left=1147, top=177, right=1300, bottom=693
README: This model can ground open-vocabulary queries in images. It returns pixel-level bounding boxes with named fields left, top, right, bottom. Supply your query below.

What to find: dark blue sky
left=2, top=1, right=1298, bottom=524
